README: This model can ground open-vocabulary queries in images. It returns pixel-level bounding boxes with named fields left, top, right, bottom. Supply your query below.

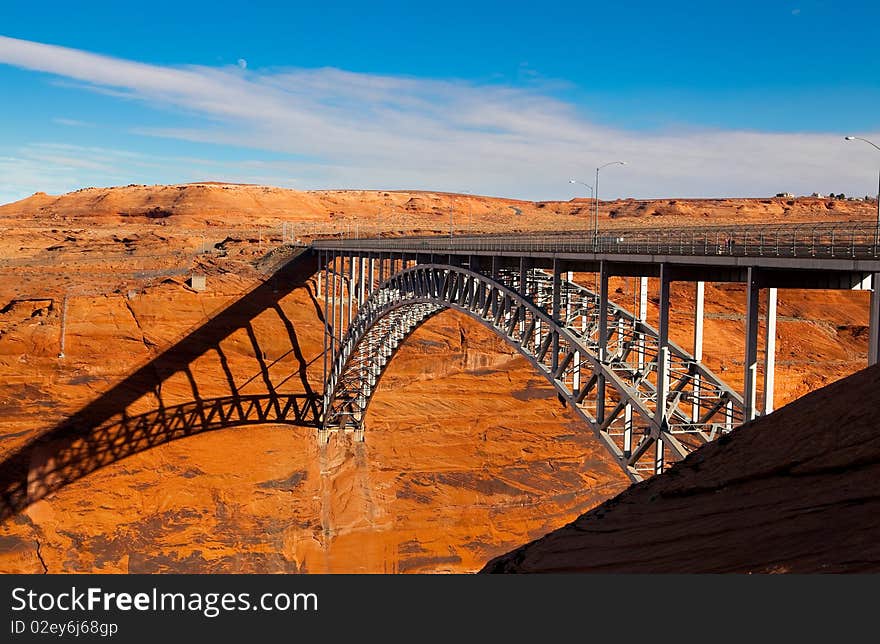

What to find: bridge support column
left=349, top=255, right=361, bottom=311
left=342, top=257, right=347, bottom=329
left=552, top=260, right=561, bottom=373
left=336, top=255, right=343, bottom=353
left=326, top=252, right=339, bottom=419
left=316, top=250, right=322, bottom=298
left=870, top=273, right=880, bottom=366
left=519, top=257, right=529, bottom=334
left=596, top=261, right=609, bottom=425
left=764, top=287, right=777, bottom=413
left=359, top=255, right=366, bottom=306
left=692, top=281, right=704, bottom=422
left=328, top=253, right=336, bottom=368
left=744, top=267, right=760, bottom=422
left=468, top=256, right=481, bottom=311
left=348, top=254, right=356, bottom=327
left=638, top=276, right=648, bottom=373
left=337, top=256, right=345, bottom=339
left=655, top=264, right=671, bottom=474
left=534, top=318, right=541, bottom=351
left=322, top=252, right=329, bottom=408
left=566, top=271, right=573, bottom=325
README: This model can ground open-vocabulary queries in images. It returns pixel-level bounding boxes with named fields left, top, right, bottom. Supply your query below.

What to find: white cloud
left=0, top=143, right=247, bottom=204
left=0, top=34, right=876, bottom=202
left=52, top=117, right=95, bottom=127
left=237, top=58, right=247, bottom=69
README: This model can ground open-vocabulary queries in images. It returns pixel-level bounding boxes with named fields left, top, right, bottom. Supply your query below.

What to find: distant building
left=810, top=192, right=824, bottom=198
left=775, top=192, right=795, bottom=198
left=189, top=274, right=207, bottom=292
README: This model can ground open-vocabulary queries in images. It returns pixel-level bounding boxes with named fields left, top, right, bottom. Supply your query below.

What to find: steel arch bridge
left=319, top=261, right=743, bottom=481
left=314, top=222, right=880, bottom=483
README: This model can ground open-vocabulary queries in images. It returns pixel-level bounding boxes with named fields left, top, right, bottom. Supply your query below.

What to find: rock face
left=2, top=184, right=871, bottom=233
left=0, top=259, right=627, bottom=573
left=482, top=363, right=880, bottom=573
left=0, top=184, right=876, bottom=573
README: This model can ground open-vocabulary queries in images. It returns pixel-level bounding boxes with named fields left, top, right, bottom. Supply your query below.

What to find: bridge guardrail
left=312, top=221, right=880, bottom=260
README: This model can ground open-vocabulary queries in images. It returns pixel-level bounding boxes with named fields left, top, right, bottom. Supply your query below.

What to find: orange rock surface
left=483, top=363, right=880, bottom=573
left=0, top=184, right=875, bottom=572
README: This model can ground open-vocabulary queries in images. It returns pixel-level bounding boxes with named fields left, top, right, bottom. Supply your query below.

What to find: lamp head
left=845, top=136, right=855, bottom=141
left=569, top=179, right=577, bottom=184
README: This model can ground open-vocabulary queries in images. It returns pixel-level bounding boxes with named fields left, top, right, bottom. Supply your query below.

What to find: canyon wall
left=0, top=185, right=874, bottom=572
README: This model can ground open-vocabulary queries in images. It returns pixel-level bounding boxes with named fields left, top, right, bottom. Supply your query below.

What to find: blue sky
left=1, top=1, right=878, bottom=203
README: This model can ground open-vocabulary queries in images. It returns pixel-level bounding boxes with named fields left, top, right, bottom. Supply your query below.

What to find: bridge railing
left=312, top=220, right=880, bottom=259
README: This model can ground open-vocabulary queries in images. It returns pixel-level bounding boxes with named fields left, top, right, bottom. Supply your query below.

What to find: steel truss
left=320, top=257, right=744, bottom=482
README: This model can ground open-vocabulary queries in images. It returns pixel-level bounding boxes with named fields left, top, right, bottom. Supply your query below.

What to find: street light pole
left=594, top=161, right=627, bottom=248
left=568, top=180, right=593, bottom=232
left=569, top=179, right=594, bottom=199
left=845, top=136, right=880, bottom=250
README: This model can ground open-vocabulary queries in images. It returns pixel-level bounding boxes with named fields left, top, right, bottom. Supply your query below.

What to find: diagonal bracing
left=320, top=259, right=744, bottom=482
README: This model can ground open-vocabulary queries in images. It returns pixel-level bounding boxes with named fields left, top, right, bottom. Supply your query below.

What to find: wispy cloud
left=52, top=117, right=95, bottom=128
left=0, top=34, right=876, bottom=203
left=0, top=142, right=302, bottom=205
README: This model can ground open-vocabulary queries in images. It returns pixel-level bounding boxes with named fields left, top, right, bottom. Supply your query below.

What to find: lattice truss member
left=318, top=254, right=745, bottom=481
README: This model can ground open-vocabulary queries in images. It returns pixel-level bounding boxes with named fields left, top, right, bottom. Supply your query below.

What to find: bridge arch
left=321, top=262, right=743, bottom=481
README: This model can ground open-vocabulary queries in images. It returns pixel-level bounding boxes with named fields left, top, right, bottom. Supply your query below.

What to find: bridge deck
left=312, top=221, right=880, bottom=279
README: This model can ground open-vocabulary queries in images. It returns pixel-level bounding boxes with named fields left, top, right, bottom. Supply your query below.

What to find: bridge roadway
left=311, top=221, right=880, bottom=481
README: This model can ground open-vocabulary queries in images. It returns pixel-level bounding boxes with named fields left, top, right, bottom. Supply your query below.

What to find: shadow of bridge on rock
left=0, top=248, right=322, bottom=522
